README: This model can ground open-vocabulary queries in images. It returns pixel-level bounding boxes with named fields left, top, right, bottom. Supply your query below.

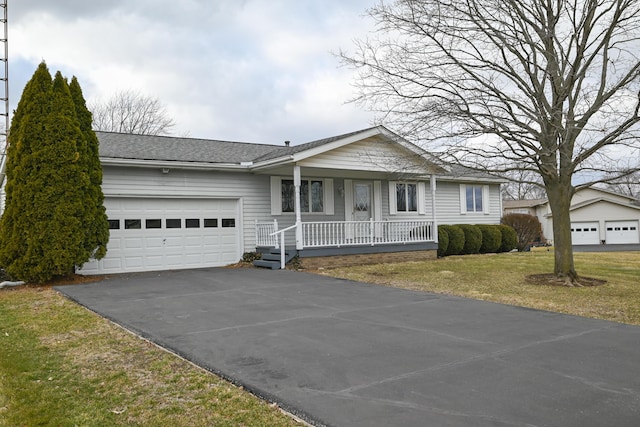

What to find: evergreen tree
left=0, top=63, right=109, bottom=282
left=69, top=76, right=109, bottom=260
left=0, top=62, right=54, bottom=278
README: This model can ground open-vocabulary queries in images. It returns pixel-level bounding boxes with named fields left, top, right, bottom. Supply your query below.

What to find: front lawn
left=0, top=286, right=301, bottom=427
left=319, top=250, right=640, bottom=325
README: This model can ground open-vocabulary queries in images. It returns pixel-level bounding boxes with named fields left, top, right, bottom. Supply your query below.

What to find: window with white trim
left=281, top=179, right=324, bottom=213
left=466, top=185, right=483, bottom=212
left=389, top=181, right=426, bottom=215
left=460, top=184, right=490, bottom=214
left=396, top=183, right=417, bottom=212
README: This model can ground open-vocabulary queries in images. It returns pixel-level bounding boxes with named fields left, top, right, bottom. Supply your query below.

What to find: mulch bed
left=526, top=273, right=606, bottom=287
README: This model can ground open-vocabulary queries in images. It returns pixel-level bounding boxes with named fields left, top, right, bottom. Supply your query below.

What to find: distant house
left=79, top=126, right=504, bottom=274
left=503, top=187, right=640, bottom=245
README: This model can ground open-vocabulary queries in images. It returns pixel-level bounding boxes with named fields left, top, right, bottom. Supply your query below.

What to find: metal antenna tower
left=0, top=0, right=6, bottom=143
left=0, top=0, right=7, bottom=213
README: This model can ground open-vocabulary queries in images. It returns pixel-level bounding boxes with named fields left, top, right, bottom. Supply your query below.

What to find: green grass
left=319, top=250, right=640, bottom=325
left=0, top=287, right=301, bottom=427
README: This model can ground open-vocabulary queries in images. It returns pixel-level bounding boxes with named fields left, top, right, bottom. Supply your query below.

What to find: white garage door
left=571, top=222, right=599, bottom=245
left=605, top=221, right=640, bottom=244
left=79, top=198, right=241, bottom=274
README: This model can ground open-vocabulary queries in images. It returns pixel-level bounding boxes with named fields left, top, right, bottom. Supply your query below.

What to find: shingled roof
left=95, top=128, right=502, bottom=182
left=96, top=131, right=288, bottom=164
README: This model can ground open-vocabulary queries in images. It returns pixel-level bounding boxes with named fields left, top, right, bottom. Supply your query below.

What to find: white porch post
left=294, top=165, right=303, bottom=250
left=431, top=174, right=438, bottom=242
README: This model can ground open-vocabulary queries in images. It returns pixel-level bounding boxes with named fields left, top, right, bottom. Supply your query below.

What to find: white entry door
left=353, top=182, right=372, bottom=240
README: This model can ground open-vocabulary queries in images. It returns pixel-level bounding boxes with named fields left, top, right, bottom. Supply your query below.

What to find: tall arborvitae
left=0, top=62, right=54, bottom=277
left=69, top=76, right=109, bottom=260
left=0, top=63, right=107, bottom=282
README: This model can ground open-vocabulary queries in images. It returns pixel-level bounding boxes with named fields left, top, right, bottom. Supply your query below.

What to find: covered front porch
left=253, top=163, right=439, bottom=268
left=250, top=128, right=442, bottom=268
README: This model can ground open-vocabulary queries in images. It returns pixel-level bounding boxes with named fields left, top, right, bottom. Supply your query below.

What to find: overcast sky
left=10, top=0, right=378, bottom=144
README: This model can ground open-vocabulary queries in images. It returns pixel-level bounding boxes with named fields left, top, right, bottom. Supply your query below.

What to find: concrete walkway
left=56, top=268, right=640, bottom=427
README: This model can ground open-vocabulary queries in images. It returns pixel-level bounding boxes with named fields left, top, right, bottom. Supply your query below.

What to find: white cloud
left=10, top=0, right=376, bottom=142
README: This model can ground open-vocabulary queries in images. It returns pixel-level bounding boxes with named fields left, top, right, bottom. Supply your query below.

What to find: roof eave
left=100, top=157, right=250, bottom=171
left=434, top=174, right=507, bottom=184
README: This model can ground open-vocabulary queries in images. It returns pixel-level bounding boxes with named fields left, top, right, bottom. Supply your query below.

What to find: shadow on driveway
left=56, top=268, right=640, bottom=427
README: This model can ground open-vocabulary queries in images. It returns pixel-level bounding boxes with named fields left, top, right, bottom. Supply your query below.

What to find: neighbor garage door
left=79, top=198, right=240, bottom=274
left=605, top=220, right=640, bottom=244
left=571, top=222, right=599, bottom=245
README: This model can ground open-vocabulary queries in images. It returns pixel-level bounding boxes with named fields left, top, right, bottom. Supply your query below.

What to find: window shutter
left=324, top=178, right=334, bottom=215
left=344, top=179, right=353, bottom=221
left=418, top=182, right=426, bottom=215
left=374, top=180, right=382, bottom=220
left=270, top=176, right=282, bottom=215
left=389, top=181, right=398, bottom=215
left=459, top=184, right=467, bottom=214
left=483, top=185, right=490, bottom=214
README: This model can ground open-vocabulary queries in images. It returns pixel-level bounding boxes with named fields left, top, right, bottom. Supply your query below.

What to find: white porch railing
left=256, top=219, right=433, bottom=249
left=302, top=220, right=432, bottom=247
left=256, top=219, right=279, bottom=248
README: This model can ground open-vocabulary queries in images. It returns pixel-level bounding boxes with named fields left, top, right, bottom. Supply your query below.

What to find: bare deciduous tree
left=341, top=0, right=640, bottom=285
left=604, top=159, right=640, bottom=200
left=89, top=90, right=175, bottom=135
left=501, top=167, right=547, bottom=201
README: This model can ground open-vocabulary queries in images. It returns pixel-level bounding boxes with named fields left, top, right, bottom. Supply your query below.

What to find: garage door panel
left=79, top=197, right=240, bottom=275
left=124, top=238, right=144, bottom=249
left=124, top=257, right=144, bottom=269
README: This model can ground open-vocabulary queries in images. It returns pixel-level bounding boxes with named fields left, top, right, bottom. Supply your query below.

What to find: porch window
left=396, top=183, right=417, bottom=212
left=281, top=179, right=324, bottom=213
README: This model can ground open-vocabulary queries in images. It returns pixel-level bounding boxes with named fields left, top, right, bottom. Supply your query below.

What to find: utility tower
left=0, top=0, right=7, bottom=213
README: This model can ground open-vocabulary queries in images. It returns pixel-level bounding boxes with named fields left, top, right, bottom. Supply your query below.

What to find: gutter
left=100, top=157, right=252, bottom=171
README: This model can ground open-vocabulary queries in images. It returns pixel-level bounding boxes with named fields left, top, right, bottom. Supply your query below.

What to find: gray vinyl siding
left=436, top=181, right=502, bottom=225
left=101, top=165, right=271, bottom=252
left=101, top=166, right=502, bottom=251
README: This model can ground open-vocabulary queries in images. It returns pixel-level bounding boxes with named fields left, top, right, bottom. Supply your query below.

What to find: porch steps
left=253, top=248, right=297, bottom=270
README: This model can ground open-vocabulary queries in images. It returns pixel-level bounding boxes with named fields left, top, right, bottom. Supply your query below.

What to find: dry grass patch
left=0, top=286, right=302, bottom=427
left=318, top=251, right=640, bottom=325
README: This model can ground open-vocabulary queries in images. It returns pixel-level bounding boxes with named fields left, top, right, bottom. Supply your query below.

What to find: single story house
left=79, top=126, right=504, bottom=274
left=503, top=187, right=640, bottom=245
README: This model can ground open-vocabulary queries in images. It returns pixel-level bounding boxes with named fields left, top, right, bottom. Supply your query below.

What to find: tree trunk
left=546, top=183, right=578, bottom=284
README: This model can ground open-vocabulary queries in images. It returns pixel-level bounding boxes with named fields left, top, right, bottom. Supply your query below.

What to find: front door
left=353, top=182, right=372, bottom=221
left=353, top=182, right=372, bottom=240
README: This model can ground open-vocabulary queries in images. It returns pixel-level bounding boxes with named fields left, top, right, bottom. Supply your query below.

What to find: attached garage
left=571, top=222, right=599, bottom=245
left=605, top=221, right=640, bottom=244
left=80, top=197, right=241, bottom=274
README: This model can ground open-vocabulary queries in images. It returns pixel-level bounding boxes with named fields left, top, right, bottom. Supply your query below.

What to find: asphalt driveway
left=56, top=268, right=640, bottom=427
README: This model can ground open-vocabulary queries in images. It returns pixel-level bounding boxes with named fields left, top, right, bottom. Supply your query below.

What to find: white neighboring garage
left=80, top=197, right=241, bottom=274
left=506, top=187, right=640, bottom=245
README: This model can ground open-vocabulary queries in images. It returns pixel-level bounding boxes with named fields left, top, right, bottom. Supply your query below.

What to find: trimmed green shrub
left=437, top=225, right=449, bottom=257
left=458, top=224, right=483, bottom=254
left=440, top=225, right=465, bottom=256
left=498, top=225, right=518, bottom=252
left=477, top=224, right=502, bottom=253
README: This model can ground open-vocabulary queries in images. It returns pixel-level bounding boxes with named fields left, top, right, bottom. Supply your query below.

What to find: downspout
left=431, top=174, right=438, bottom=242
